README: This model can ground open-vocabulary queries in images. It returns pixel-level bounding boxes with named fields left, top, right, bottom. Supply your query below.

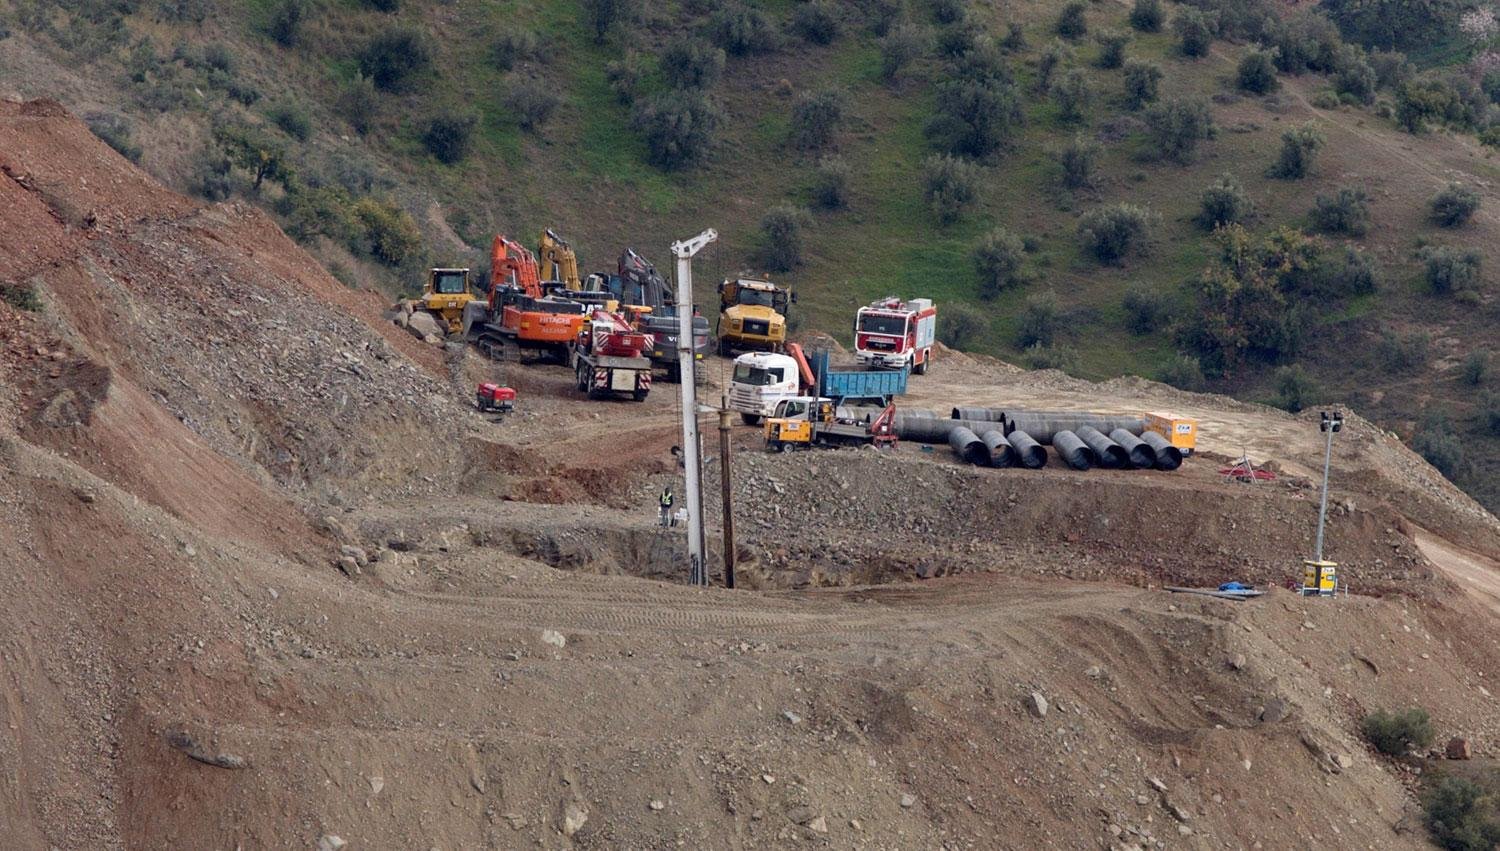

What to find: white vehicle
left=854, top=297, right=937, bottom=373
left=727, top=351, right=802, bottom=425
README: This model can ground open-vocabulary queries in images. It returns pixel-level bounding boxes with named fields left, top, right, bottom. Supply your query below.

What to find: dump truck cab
left=727, top=351, right=801, bottom=424
left=718, top=278, right=792, bottom=355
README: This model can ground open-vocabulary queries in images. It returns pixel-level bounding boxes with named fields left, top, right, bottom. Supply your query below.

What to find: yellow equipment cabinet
left=420, top=267, right=477, bottom=334
left=1302, top=560, right=1338, bottom=596
left=1143, top=412, right=1198, bottom=456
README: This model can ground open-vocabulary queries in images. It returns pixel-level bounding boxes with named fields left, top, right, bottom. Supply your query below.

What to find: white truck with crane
left=728, top=344, right=909, bottom=424
left=854, top=297, right=937, bottom=373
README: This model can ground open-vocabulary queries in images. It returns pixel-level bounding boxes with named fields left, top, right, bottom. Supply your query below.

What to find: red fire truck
left=853, top=297, right=937, bottom=374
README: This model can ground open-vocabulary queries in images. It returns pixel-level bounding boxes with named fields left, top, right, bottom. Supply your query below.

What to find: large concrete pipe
left=896, top=416, right=1008, bottom=444
left=949, top=427, right=989, bottom=465
left=1139, top=431, right=1183, bottom=471
left=901, top=408, right=941, bottom=420
left=980, top=429, right=1016, bottom=468
left=1007, top=429, right=1047, bottom=469
left=1052, top=430, right=1098, bottom=470
left=951, top=406, right=1007, bottom=422
left=1004, top=413, right=1146, bottom=445
left=1076, top=426, right=1128, bottom=469
left=1134, top=432, right=1182, bottom=474
left=1109, top=428, right=1156, bottom=469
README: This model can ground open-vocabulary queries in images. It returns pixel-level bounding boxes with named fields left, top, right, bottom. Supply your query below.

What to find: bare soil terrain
left=4, top=99, right=1500, bottom=850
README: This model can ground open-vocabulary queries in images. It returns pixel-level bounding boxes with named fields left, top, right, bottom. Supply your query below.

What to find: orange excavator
left=464, top=235, right=589, bottom=361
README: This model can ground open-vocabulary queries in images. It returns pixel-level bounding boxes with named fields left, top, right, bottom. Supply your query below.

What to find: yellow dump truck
left=717, top=278, right=792, bottom=356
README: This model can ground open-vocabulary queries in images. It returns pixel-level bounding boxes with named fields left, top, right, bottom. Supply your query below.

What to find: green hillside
left=4, top=0, right=1500, bottom=508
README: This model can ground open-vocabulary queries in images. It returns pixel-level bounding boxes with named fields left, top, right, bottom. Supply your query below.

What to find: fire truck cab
left=854, top=297, right=937, bottom=374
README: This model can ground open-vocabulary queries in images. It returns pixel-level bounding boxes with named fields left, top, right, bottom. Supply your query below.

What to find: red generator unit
left=475, top=383, right=516, bottom=413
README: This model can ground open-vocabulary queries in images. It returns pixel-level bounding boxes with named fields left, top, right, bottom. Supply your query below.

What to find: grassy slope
left=7, top=0, right=1499, bottom=506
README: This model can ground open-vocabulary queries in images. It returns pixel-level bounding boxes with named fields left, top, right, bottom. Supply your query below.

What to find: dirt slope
left=3, top=98, right=1500, bottom=850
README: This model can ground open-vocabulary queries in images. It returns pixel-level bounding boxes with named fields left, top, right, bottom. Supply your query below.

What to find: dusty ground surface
left=4, top=98, right=1500, bottom=850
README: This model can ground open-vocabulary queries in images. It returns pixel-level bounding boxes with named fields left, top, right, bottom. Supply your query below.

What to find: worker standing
left=659, top=486, right=675, bottom=527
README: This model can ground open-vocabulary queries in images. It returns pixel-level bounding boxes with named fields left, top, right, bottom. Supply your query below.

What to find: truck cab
left=854, top=297, right=937, bottom=373
left=727, top=351, right=801, bottom=424
left=718, top=278, right=792, bottom=355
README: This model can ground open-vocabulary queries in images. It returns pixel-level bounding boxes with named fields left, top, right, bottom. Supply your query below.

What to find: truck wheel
left=914, top=354, right=929, bottom=375
left=633, top=388, right=648, bottom=402
left=575, top=363, right=588, bottom=392
left=741, top=413, right=761, bottom=426
left=778, top=441, right=794, bottom=453
left=718, top=339, right=731, bottom=358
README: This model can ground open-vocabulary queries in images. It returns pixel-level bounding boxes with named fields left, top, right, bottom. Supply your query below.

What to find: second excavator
left=463, top=235, right=588, bottom=361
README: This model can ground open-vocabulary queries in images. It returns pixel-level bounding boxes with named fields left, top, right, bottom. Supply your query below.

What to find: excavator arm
left=490, top=235, right=542, bottom=304
left=619, top=249, right=673, bottom=312
left=538, top=228, right=582, bottom=291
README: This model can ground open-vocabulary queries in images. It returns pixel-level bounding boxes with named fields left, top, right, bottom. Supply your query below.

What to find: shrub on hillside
left=1423, top=776, right=1500, bottom=851
left=1144, top=96, right=1215, bottom=163
left=1022, top=342, right=1080, bottom=372
left=811, top=156, right=851, bottom=209
left=1309, top=187, right=1370, bottom=237
left=1361, top=707, right=1435, bottom=756
left=1002, top=22, right=1027, bottom=52
left=632, top=92, right=723, bottom=170
left=1413, top=417, right=1466, bottom=480
left=864, top=0, right=902, bottom=36
left=972, top=227, right=1028, bottom=297
left=1272, top=364, right=1318, bottom=412
left=605, top=54, right=644, bottom=104
left=881, top=21, right=928, bottom=82
left=922, top=154, right=981, bottom=223
left=1431, top=183, right=1481, bottom=228
left=1036, top=41, right=1073, bottom=93
left=1375, top=331, right=1428, bottom=373
left=1053, top=69, right=1093, bottom=124
left=1482, top=392, right=1500, bottom=437
left=1267, top=123, right=1324, bottom=179
left=936, top=18, right=983, bottom=59
left=1237, top=49, right=1279, bottom=94
left=1395, top=78, right=1463, bottom=134
left=188, top=146, right=233, bottom=201
left=338, top=73, right=379, bottom=135
left=492, top=29, right=539, bottom=71
left=931, top=0, right=966, bottom=26
left=507, top=79, right=560, bottom=132
left=1078, top=203, right=1153, bottom=264
left=709, top=3, right=777, bottom=56
left=1015, top=293, right=1062, bottom=348
left=789, top=87, right=846, bottom=151
left=1197, top=173, right=1252, bottom=229
left=353, top=198, right=424, bottom=266
left=660, top=39, right=725, bottom=90
left=359, top=27, right=433, bottom=91
left=1173, top=8, right=1214, bottom=58
left=1422, top=246, right=1483, bottom=295
left=925, top=78, right=1023, bottom=157
left=1095, top=29, right=1129, bottom=69
left=268, top=0, right=306, bottom=48
left=265, top=100, right=312, bottom=141
left=939, top=304, right=987, bottom=349
left=216, top=125, right=292, bottom=192
left=1331, top=246, right=1379, bottom=296
left=1130, top=0, right=1164, bottom=32
left=1157, top=354, right=1205, bottom=391
left=1056, top=1, right=1088, bottom=40
left=761, top=204, right=812, bottom=272
left=793, top=2, right=840, bottom=45
left=1121, top=286, right=1168, bottom=334
left=1123, top=60, right=1163, bottom=110
left=362, top=0, right=398, bottom=10
left=1463, top=349, right=1490, bottom=386
left=2, top=284, right=42, bottom=313
left=423, top=112, right=478, bottom=163
left=86, top=114, right=143, bottom=163
left=1369, top=50, right=1413, bottom=91
left=280, top=185, right=360, bottom=248
left=1056, top=134, right=1100, bottom=190
left=1334, top=52, right=1377, bottom=104
left=582, top=0, right=639, bottom=45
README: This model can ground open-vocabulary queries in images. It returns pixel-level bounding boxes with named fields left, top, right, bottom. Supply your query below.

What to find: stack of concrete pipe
left=892, top=408, right=1180, bottom=471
